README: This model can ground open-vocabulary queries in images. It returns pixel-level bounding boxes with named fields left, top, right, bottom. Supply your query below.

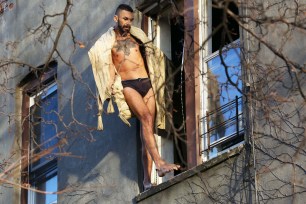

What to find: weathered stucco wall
left=1, top=0, right=305, bottom=203
left=137, top=146, right=255, bottom=204
left=1, top=0, right=143, bottom=203
left=244, top=0, right=306, bottom=203
left=136, top=0, right=306, bottom=203
left=0, top=0, right=59, bottom=202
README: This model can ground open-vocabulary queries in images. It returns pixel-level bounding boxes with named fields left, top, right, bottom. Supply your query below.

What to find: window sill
left=135, top=143, right=245, bottom=202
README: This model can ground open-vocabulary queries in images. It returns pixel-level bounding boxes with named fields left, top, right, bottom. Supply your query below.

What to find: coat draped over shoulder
left=88, top=26, right=167, bottom=130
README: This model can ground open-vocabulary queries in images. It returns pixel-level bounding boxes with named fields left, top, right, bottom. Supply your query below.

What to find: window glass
left=202, top=43, right=244, bottom=160
left=28, top=174, right=57, bottom=204
left=30, top=84, right=58, bottom=169
left=35, top=175, right=58, bottom=204
left=27, top=83, right=58, bottom=204
left=207, top=46, right=241, bottom=105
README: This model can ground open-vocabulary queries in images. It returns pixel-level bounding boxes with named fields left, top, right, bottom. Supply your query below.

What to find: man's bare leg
left=141, top=90, right=155, bottom=190
left=141, top=138, right=153, bottom=190
left=123, top=87, right=180, bottom=179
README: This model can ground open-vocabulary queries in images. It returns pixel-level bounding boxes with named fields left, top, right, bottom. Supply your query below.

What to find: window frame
left=20, top=62, right=58, bottom=204
left=146, top=15, right=176, bottom=186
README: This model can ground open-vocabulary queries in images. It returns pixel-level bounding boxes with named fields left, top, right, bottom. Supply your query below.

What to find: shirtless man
left=111, top=4, right=180, bottom=190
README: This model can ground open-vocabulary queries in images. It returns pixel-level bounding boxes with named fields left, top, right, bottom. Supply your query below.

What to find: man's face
left=115, top=10, right=134, bottom=34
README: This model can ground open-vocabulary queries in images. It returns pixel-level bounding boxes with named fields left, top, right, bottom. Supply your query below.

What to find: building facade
left=0, top=0, right=305, bottom=203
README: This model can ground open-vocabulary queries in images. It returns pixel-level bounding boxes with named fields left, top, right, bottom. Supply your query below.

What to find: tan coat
left=88, top=26, right=166, bottom=130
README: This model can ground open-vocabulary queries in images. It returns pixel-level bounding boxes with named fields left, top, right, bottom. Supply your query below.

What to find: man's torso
left=111, top=35, right=148, bottom=80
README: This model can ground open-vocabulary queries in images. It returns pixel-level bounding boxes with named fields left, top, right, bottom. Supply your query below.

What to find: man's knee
left=140, top=112, right=153, bottom=125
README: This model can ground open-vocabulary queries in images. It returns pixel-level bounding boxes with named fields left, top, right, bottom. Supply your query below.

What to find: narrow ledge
left=135, top=144, right=245, bottom=202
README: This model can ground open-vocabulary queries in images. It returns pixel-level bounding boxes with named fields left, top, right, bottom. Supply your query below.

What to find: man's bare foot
left=156, top=162, right=180, bottom=177
left=143, top=182, right=156, bottom=191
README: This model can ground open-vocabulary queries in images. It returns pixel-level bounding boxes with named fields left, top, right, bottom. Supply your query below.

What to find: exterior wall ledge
left=135, top=143, right=245, bottom=202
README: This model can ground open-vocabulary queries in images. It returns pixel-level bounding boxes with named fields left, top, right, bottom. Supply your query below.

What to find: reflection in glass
left=28, top=83, right=58, bottom=204
left=203, top=43, right=243, bottom=159
left=28, top=174, right=57, bottom=204
left=30, top=86, right=58, bottom=169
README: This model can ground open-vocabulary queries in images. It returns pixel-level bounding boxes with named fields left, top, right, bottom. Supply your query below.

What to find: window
left=20, top=62, right=58, bottom=204
left=200, top=0, right=244, bottom=161
left=28, top=83, right=58, bottom=204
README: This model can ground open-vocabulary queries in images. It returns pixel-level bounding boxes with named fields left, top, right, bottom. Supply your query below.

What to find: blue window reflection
left=202, top=43, right=244, bottom=159
left=30, top=84, right=58, bottom=169
left=28, top=174, right=57, bottom=204
left=28, top=83, right=58, bottom=204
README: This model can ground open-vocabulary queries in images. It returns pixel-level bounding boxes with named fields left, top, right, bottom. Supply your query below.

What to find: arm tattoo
left=113, top=38, right=137, bottom=56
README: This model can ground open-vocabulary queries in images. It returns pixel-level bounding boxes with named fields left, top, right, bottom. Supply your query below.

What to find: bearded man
left=89, top=4, right=180, bottom=191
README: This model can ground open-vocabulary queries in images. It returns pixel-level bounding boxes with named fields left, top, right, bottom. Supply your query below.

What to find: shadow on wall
left=1, top=0, right=145, bottom=202
left=55, top=2, right=144, bottom=202
left=57, top=63, right=141, bottom=203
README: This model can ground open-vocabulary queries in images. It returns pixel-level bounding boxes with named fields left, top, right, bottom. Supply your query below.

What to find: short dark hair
left=115, top=4, right=133, bottom=15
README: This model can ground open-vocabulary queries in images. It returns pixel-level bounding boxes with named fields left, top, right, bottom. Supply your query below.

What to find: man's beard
left=118, top=24, right=130, bottom=36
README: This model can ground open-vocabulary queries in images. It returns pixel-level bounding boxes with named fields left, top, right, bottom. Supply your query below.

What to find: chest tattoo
left=113, top=38, right=137, bottom=56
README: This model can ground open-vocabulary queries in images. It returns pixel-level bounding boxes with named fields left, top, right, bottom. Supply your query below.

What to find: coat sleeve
left=88, top=36, right=113, bottom=130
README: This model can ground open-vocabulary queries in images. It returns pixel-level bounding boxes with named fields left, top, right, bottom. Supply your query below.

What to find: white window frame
left=147, top=16, right=175, bottom=185
left=29, top=83, right=57, bottom=107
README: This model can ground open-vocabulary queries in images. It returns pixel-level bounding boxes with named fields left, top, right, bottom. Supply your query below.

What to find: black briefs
left=121, top=78, right=152, bottom=97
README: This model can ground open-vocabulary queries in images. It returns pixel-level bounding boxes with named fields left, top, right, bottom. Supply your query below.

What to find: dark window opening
left=212, top=1, right=239, bottom=52
left=170, top=16, right=187, bottom=174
